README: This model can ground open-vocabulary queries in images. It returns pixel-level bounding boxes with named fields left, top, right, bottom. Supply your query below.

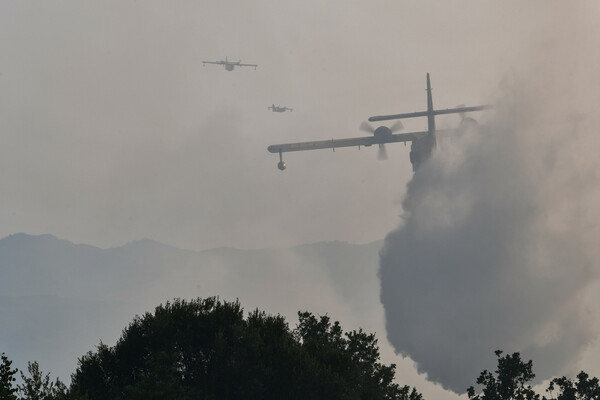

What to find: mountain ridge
left=0, top=232, right=385, bottom=384
left=0, top=232, right=383, bottom=253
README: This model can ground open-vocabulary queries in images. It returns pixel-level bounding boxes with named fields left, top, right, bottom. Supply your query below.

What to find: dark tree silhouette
left=18, top=361, right=67, bottom=400
left=468, top=350, right=600, bottom=400
left=1, top=353, right=18, bottom=400
left=70, top=297, right=420, bottom=400
left=467, top=350, right=539, bottom=400
left=546, top=371, right=600, bottom=400
left=0, top=355, right=66, bottom=400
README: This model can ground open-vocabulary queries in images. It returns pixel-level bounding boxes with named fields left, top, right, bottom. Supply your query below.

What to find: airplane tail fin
left=425, top=73, right=437, bottom=149
left=426, top=73, right=433, bottom=113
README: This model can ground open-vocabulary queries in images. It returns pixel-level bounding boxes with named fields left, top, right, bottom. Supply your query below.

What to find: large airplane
left=202, top=57, right=258, bottom=71
left=267, top=73, right=491, bottom=171
left=268, top=104, right=293, bottom=113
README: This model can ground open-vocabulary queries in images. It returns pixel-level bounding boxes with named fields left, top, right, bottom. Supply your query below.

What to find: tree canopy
left=546, top=372, right=600, bottom=400
left=467, top=350, right=539, bottom=400
left=69, top=297, right=420, bottom=400
left=0, top=354, right=66, bottom=400
left=5, top=299, right=599, bottom=400
left=467, top=350, right=600, bottom=400
left=1, top=353, right=18, bottom=400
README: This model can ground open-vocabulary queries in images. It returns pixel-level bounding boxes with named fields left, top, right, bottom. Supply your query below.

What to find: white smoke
left=379, top=69, right=600, bottom=393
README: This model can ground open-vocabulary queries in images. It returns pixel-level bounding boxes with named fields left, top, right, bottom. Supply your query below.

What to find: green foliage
left=1, top=353, right=19, bottom=400
left=545, top=371, right=600, bottom=400
left=70, top=297, right=419, bottom=400
left=467, top=350, right=539, bottom=400
left=0, top=355, right=66, bottom=400
left=294, top=311, right=420, bottom=400
left=18, top=361, right=67, bottom=400
left=468, top=351, right=600, bottom=400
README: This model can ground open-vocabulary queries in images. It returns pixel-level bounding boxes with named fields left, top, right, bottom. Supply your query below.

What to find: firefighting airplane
left=268, top=104, right=293, bottom=113
left=267, top=73, right=491, bottom=171
left=202, top=57, right=258, bottom=71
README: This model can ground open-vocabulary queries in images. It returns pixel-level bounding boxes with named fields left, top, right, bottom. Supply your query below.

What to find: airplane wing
left=369, top=105, right=492, bottom=122
left=202, top=61, right=224, bottom=65
left=268, top=131, right=428, bottom=154
left=238, top=63, right=258, bottom=68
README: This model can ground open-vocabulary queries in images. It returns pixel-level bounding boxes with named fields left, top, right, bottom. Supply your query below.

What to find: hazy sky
left=2, top=1, right=592, bottom=251
left=1, top=1, right=599, bottom=398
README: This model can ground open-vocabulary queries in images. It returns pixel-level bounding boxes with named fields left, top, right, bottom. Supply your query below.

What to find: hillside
left=0, top=233, right=384, bottom=383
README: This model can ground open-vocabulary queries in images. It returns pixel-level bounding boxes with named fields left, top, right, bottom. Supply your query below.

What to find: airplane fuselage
left=269, top=105, right=292, bottom=112
left=202, top=57, right=257, bottom=71
left=409, top=136, right=434, bottom=171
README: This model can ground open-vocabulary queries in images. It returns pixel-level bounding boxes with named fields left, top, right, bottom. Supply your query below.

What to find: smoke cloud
left=379, top=69, right=600, bottom=393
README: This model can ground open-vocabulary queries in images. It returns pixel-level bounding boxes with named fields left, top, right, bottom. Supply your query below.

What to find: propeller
left=360, top=120, right=404, bottom=134
left=360, top=121, right=375, bottom=134
left=389, top=120, right=404, bottom=132
left=360, top=121, right=404, bottom=160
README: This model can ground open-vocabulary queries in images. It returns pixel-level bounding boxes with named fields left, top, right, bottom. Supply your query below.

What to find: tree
left=1, top=353, right=18, bottom=400
left=467, top=350, right=539, bottom=400
left=546, top=371, right=600, bottom=400
left=18, top=361, right=67, bottom=400
left=467, top=351, right=600, bottom=400
left=294, top=311, right=421, bottom=400
left=70, top=297, right=420, bottom=400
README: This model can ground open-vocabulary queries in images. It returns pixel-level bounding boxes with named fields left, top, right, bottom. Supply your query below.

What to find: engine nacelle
left=277, top=161, right=287, bottom=171
left=373, top=126, right=392, bottom=141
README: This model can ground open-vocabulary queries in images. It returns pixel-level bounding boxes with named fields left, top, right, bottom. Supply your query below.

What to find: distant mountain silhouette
left=0, top=233, right=383, bottom=384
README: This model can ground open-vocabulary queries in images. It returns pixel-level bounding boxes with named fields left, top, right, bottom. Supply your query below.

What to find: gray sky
left=1, top=0, right=586, bottom=251
left=1, top=1, right=599, bottom=398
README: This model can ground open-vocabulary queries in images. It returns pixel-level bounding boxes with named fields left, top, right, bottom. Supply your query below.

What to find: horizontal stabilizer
left=369, top=104, right=492, bottom=122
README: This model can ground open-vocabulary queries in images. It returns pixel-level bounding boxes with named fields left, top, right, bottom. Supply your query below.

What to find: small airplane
left=267, top=73, right=491, bottom=171
left=268, top=104, right=293, bottom=113
left=202, top=57, right=258, bottom=71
